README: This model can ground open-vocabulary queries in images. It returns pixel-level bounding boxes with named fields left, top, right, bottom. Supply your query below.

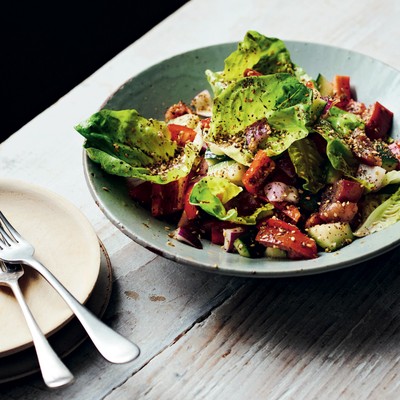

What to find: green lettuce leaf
left=75, top=109, right=200, bottom=183
left=189, top=176, right=273, bottom=224
left=206, top=30, right=295, bottom=96
left=325, top=106, right=364, bottom=136
left=205, top=73, right=313, bottom=165
left=354, top=186, right=400, bottom=237
left=288, top=137, right=325, bottom=193
left=382, top=170, right=400, bottom=187
left=315, top=119, right=359, bottom=176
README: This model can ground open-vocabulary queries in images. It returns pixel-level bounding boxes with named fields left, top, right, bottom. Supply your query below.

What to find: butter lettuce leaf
left=314, top=118, right=359, bottom=176
left=75, top=109, right=200, bottom=183
left=382, top=170, right=400, bottom=187
left=189, top=176, right=273, bottom=224
left=206, top=30, right=295, bottom=96
left=288, top=137, right=325, bottom=193
left=205, top=73, right=313, bottom=165
left=325, top=106, right=364, bottom=135
left=354, top=187, right=400, bottom=237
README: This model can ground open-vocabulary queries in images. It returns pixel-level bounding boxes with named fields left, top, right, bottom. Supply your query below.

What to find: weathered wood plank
left=1, top=253, right=246, bottom=399
left=106, top=250, right=400, bottom=400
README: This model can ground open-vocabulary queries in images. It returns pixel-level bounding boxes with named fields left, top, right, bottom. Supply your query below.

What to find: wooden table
left=1, top=0, right=400, bottom=398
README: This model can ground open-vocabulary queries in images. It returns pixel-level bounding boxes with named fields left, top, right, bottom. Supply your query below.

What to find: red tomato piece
left=183, top=182, right=199, bottom=220
left=331, top=179, right=364, bottom=203
left=242, top=150, right=276, bottom=195
left=364, top=101, right=393, bottom=140
left=333, top=75, right=352, bottom=109
left=274, top=203, right=302, bottom=224
left=256, top=217, right=317, bottom=259
left=168, top=124, right=197, bottom=146
left=165, top=101, right=192, bottom=122
left=243, top=68, right=263, bottom=77
left=200, top=117, right=211, bottom=129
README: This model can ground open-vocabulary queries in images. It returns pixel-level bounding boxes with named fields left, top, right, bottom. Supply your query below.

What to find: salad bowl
left=82, top=39, right=400, bottom=277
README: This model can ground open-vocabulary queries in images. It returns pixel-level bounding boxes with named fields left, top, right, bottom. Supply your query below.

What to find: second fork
left=0, top=262, right=74, bottom=388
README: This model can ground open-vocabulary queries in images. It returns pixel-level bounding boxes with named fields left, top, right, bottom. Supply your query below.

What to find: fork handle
left=8, top=280, right=74, bottom=388
left=26, top=258, right=140, bottom=364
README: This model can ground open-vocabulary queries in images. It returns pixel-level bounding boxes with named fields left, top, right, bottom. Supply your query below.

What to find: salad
left=75, top=31, right=400, bottom=260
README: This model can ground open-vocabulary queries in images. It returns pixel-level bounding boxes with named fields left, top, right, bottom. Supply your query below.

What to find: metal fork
left=0, top=210, right=140, bottom=364
left=0, top=261, right=74, bottom=388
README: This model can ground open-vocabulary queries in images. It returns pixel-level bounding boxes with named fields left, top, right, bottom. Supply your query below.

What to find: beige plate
left=0, top=179, right=100, bottom=356
left=0, top=240, right=112, bottom=383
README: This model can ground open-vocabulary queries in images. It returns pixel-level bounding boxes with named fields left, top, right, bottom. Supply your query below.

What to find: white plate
left=0, top=179, right=100, bottom=356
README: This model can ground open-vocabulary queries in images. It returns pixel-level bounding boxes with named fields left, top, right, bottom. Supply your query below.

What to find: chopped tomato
left=305, top=80, right=315, bottom=89
left=345, top=99, right=366, bottom=115
left=333, top=75, right=352, bottom=109
left=165, top=101, right=192, bottom=121
left=305, top=212, right=325, bottom=229
left=168, top=124, right=197, bottom=146
left=364, top=101, right=393, bottom=140
left=331, top=179, right=364, bottom=203
left=183, top=182, right=199, bottom=220
left=200, top=117, right=211, bottom=129
left=318, top=200, right=358, bottom=223
left=256, top=217, right=318, bottom=259
left=243, top=68, right=262, bottom=77
left=242, top=150, right=276, bottom=195
left=274, top=203, right=302, bottom=224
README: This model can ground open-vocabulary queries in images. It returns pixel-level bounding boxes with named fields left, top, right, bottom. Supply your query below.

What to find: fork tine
left=0, top=224, right=11, bottom=247
left=0, top=211, right=19, bottom=242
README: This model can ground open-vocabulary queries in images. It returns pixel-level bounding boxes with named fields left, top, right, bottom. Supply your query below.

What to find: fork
left=0, top=211, right=140, bottom=364
left=0, top=261, right=74, bottom=388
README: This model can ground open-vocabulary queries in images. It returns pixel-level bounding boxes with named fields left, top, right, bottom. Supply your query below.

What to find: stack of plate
left=0, top=180, right=112, bottom=383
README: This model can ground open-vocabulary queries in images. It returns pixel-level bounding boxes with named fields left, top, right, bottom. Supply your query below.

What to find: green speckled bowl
left=83, top=41, right=400, bottom=277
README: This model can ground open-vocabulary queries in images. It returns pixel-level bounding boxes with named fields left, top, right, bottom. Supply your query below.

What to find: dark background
left=2, top=1, right=188, bottom=143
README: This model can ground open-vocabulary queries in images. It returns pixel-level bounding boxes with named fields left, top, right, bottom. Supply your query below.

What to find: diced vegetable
left=174, top=226, right=203, bottom=249
left=151, top=175, right=190, bottom=217
left=265, top=246, right=287, bottom=259
left=223, top=226, right=247, bottom=252
left=233, top=231, right=264, bottom=258
left=264, top=181, right=299, bottom=203
left=242, top=150, right=276, bottom=195
left=207, top=160, right=247, bottom=186
left=355, top=164, right=386, bottom=192
left=331, top=179, right=364, bottom=203
left=364, top=101, right=393, bottom=140
left=191, top=90, right=213, bottom=117
left=316, top=74, right=334, bottom=97
left=332, top=75, right=352, bottom=109
left=168, top=124, right=197, bottom=146
left=318, top=200, right=358, bottom=223
left=307, top=222, right=354, bottom=252
left=256, top=218, right=318, bottom=259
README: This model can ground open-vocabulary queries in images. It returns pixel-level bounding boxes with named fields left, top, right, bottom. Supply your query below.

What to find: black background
left=2, top=1, right=188, bottom=143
